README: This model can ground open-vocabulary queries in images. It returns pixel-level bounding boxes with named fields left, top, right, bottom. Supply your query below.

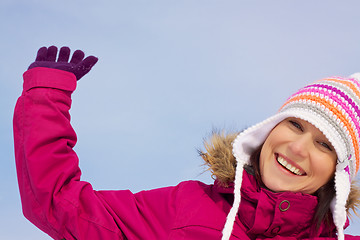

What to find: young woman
left=13, top=46, right=360, bottom=239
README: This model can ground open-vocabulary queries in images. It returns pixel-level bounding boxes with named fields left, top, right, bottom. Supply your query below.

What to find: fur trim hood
left=199, top=131, right=360, bottom=216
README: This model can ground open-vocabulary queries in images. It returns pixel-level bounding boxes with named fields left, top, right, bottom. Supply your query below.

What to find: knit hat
left=222, top=74, right=360, bottom=240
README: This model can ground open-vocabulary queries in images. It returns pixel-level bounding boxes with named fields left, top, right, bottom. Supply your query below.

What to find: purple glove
left=28, top=46, right=98, bottom=80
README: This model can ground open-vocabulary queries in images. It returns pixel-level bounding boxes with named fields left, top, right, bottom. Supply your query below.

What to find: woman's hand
left=28, top=46, right=98, bottom=80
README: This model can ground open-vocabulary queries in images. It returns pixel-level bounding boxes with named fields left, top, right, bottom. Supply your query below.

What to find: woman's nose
left=288, top=133, right=311, bottom=157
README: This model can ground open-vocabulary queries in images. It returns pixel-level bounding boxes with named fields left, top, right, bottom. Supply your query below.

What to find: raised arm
left=13, top=46, right=109, bottom=239
left=13, top=46, right=180, bottom=240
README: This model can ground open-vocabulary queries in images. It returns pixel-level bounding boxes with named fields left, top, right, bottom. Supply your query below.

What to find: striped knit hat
left=222, top=73, right=360, bottom=240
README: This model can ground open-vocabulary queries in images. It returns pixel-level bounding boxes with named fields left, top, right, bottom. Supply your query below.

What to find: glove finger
left=58, top=47, right=70, bottom=62
left=46, top=46, right=58, bottom=62
left=81, top=56, right=98, bottom=69
left=74, top=56, right=98, bottom=80
left=70, top=50, right=85, bottom=64
left=35, top=47, right=48, bottom=61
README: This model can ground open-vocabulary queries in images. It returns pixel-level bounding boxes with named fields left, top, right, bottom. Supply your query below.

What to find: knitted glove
left=28, top=46, right=98, bottom=80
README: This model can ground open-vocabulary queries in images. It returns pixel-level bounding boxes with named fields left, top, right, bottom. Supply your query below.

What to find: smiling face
left=259, top=117, right=337, bottom=194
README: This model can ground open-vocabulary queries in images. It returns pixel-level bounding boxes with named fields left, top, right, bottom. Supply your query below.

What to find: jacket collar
left=214, top=167, right=338, bottom=238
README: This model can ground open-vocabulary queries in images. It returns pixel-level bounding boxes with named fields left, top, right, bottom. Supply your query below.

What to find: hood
left=199, top=131, right=360, bottom=215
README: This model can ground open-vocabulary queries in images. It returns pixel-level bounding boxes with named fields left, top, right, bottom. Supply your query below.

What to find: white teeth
left=277, top=156, right=303, bottom=175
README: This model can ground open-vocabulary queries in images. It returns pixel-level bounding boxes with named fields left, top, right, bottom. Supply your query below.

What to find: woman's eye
left=319, top=141, right=333, bottom=151
left=289, top=120, right=303, bottom=131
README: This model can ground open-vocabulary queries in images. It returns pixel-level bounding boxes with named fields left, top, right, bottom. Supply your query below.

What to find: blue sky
left=1, top=0, right=360, bottom=238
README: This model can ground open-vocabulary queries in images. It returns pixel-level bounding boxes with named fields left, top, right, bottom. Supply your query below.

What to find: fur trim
left=200, top=132, right=360, bottom=215
left=347, top=180, right=360, bottom=217
left=199, top=131, right=238, bottom=187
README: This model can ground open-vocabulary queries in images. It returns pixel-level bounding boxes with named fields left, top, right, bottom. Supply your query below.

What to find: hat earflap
left=331, top=165, right=351, bottom=240
left=221, top=160, right=246, bottom=240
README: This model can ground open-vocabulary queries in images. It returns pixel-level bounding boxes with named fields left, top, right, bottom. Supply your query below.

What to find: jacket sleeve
left=13, top=67, right=177, bottom=240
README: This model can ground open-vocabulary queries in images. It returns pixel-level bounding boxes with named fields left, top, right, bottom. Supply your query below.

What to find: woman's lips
left=275, top=153, right=306, bottom=176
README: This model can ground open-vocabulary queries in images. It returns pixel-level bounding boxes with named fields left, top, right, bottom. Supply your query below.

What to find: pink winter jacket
left=13, top=67, right=360, bottom=240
